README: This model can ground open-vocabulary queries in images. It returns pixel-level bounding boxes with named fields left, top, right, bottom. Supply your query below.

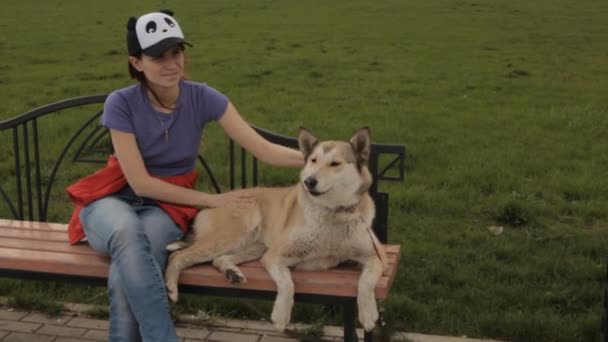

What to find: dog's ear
left=349, top=127, right=371, bottom=165
left=297, top=127, right=319, bottom=161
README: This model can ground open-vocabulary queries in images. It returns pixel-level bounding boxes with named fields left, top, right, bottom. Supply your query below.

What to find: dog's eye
left=311, top=158, right=317, bottom=163
left=330, top=161, right=341, bottom=167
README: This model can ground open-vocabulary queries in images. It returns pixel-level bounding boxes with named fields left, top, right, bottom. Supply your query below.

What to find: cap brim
left=142, top=37, right=193, bottom=58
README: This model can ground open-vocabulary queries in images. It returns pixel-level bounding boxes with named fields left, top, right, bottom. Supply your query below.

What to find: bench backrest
left=0, top=95, right=405, bottom=242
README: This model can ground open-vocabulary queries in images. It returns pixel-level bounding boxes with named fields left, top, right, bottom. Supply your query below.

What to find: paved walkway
left=0, top=302, right=503, bottom=342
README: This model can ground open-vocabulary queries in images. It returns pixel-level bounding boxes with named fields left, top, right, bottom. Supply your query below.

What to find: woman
left=66, top=10, right=303, bottom=342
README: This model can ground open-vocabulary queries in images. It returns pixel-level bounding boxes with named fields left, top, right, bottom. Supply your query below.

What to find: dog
left=164, top=127, right=388, bottom=332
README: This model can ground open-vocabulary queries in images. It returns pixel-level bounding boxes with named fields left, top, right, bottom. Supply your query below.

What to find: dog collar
left=333, top=204, right=358, bottom=213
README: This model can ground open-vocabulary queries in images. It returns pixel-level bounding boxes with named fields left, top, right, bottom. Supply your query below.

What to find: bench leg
left=343, top=300, right=358, bottom=342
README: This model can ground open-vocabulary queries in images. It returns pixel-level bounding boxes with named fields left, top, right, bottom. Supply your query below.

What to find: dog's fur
left=165, top=127, right=388, bottom=332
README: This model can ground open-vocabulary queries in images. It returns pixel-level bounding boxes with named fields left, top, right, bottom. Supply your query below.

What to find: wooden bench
left=0, top=95, right=406, bottom=341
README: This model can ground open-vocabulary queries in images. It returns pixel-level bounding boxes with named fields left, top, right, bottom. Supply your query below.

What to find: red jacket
left=66, top=156, right=199, bottom=245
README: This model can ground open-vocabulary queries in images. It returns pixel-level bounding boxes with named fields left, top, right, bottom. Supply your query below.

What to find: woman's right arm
left=110, top=129, right=254, bottom=208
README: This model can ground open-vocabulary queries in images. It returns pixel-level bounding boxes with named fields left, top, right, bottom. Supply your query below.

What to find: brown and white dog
left=165, top=127, right=388, bottom=332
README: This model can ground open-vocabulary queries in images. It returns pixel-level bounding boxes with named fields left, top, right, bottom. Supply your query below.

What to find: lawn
left=1, top=1, right=607, bottom=341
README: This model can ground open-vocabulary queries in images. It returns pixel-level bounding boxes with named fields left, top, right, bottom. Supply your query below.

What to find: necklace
left=156, top=113, right=176, bottom=142
left=146, top=88, right=179, bottom=142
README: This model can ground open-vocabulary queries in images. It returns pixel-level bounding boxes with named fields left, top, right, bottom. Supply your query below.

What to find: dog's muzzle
left=304, top=177, right=317, bottom=191
left=304, top=177, right=330, bottom=196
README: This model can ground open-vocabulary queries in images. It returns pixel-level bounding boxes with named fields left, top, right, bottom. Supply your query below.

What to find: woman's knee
left=81, top=197, right=145, bottom=254
left=140, top=207, right=184, bottom=268
left=109, top=222, right=149, bottom=253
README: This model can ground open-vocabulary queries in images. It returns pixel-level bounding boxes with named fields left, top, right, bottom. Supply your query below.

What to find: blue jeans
left=80, top=195, right=184, bottom=342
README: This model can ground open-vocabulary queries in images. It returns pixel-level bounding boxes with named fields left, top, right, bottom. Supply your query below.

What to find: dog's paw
left=166, top=285, right=179, bottom=303
left=358, top=295, right=378, bottom=331
left=270, top=298, right=293, bottom=332
left=358, top=309, right=378, bottom=332
left=271, top=311, right=289, bottom=332
left=358, top=301, right=378, bottom=331
left=166, top=240, right=189, bottom=252
left=225, top=269, right=247, bottom=284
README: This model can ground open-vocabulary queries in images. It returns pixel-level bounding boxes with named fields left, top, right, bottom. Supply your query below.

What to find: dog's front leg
left=357, top=256, right=384, bottom=331
left=261, top=252, right=295, bottom=331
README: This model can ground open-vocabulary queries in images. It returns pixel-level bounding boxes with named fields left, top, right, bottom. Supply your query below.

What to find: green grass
left=1, top=1, right=608, bottom=341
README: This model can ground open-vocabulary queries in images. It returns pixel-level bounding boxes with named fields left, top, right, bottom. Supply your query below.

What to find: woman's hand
left=204, top=189, right=257, bottom=208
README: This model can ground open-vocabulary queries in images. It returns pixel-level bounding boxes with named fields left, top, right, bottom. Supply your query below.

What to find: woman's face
left=130, top=45, right=185, bottom=89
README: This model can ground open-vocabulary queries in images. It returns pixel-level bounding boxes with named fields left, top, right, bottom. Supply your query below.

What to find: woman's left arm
left=217, top=102, right=304, bottom=168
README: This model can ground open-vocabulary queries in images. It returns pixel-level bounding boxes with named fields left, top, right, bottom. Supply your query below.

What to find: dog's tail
left=166, top=240, right=191, bottom=252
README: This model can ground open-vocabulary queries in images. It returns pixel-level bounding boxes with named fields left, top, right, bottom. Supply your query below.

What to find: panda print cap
left=126, top=10, right=192, bottom=58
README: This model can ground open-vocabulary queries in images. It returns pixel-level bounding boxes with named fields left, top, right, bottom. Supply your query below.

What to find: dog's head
left=297, top=127, right=372, bottom=208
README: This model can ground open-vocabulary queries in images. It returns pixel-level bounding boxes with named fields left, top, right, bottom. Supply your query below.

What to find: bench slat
left=0, top=220, right=401, bottom=299
left=0, top=237, right=98, bottom=255
left=0, top=226, right=67, bottom=242
left=0, top=219, right=72, bottom=231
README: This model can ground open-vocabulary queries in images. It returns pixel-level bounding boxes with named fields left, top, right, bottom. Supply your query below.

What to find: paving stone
left=322, top=325, right=344, bottom=337
left=2, top=332, right=54, bottom=342
left=207, top=330, right=260, bottom=342
left=81, top=329, right=108, bottom=341
left=400, top=333, right=504, bottom=342
left=177, top=326, right=211, bottom=339
left=259, top=335, right=299, bottom=342
left=22, top=312, right=72, bottom=325
left=214, top=318, right=275, bottom=332
left=66, top=317, right=109, bottom=330
left=0, top=319, right=42, bottom=333
left=0, top=311, right=27, bottom=321
left=63, top=302, right=99, bottom=314
left=0, top=303, right=502, bottom=342
left=213, top=318, right=315, bottom=335
left=207, top=326, right=242, bottom=334
left=36, top=324, right=87, bottom=338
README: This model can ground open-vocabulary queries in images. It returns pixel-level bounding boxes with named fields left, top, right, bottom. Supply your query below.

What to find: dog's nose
left=304, top=177, right=318, bottom=190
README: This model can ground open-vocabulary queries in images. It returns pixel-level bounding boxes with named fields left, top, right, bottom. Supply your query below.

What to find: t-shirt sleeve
left=100, top=91, right=134, bottom=133
left=201, top=85, right=229, bottom=122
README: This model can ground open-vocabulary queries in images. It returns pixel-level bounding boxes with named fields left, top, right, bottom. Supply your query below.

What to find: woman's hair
left=128, top=44, right=186, bottom=110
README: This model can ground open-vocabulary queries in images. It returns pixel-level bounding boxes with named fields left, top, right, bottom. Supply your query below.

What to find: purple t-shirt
left=101, top=80, right=229, bottom=177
